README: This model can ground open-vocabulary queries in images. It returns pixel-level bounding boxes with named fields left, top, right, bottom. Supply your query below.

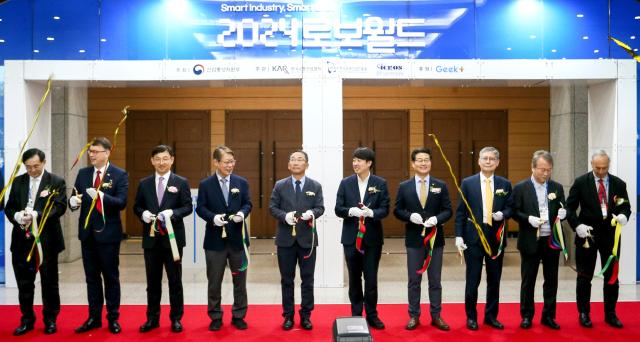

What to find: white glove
left=424, top=216, right=438, bottom=227
left=557, top=208, right=567, bottom=220
left=285, top=211, right=297, bottom=225
left=528, top=215, right=543, bottom=228
left=616, top=214, right=628, bottom=226
left=362, top=207, right=374, bottom=218
left=492, top=211, right=504, bottom=222
left=410, top=213, right=423, bottom=225
left=142, top=210, right=155, bottom=224
left=85, top=188, right=102, bottom=200
left=455, top=236, right=467, bottom=251
left=348, top=207, right=364, bottom=217
left=14, top=211, right=27, bottom=225
left=158, top=209, right=173, bottom=222
left=232, top=211, right=245, bottom=223
left=301, top=210, right=313, bottom=221
left=213, top=214, right=228, bottom=226
left=576, top=224, right=593, bottom=238
left=69, top=194, right=82, bottom=207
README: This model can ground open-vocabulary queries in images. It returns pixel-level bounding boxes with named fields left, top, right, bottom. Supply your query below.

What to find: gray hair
left=478, top=146, right=500, bottom=160
left=591, top=149, right=610, bottom=161
left=531, top=150, right=554, bottom=168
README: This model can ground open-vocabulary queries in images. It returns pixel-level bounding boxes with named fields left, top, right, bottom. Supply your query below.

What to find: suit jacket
left=394, top=176, right=452, bottom=248
left=6, top=171, right=67, bottom=255
left=196, top=173, right=252, bottom=251
left=566, top=172, right=631, bottom=245
left=133, top=173, right=193, bottom=249
left=335, top=174, right=390, bottom=246
left=70, top=164, right=128, bottom=244
left=454, top=173, right=513, bottom=248
left=513, top=178, right=565, bottom=255
left=269, top=176, right=325, bottom=248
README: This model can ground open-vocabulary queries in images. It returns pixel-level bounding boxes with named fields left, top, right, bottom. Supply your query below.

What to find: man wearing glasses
left=196, top=145, right=252, bottom=331
left=269, top=150, right=324, bottom=331
left=69, top=137, right=129, bottom=334
left=394, top=147, right=452, bottom=331
left=454, top=146, right=513, bottom=331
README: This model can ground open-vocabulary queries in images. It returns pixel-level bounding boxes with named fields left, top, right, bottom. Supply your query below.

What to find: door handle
left=172, top=141, right=177, bottom=174
left=258, top=140, right=263, bottom=208
left=371, top=140, right=376, bottom=174
left=272, top=141, right=277, bottom=188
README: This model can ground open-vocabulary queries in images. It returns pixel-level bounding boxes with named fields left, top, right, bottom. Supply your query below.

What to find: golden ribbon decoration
left=0, top=76, right=54, bottom=204
left=427, top=133, right=493, bottom=256
left=610, top=36, right=640, bottom=63
left=83, top=106, right=130, bottom=229
left=26, top=189, right=59, bottom=262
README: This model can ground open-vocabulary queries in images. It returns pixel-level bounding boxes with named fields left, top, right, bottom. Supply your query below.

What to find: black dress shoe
left=405, top=317, right=420, bottom=330
left=171, top=320, right=183, bottom=333
left=431, top=317, right=450, bottom=331
left=282, top=317, right=294, bottom=331
left=605, top=313, right=623, bottom=328
left=301, top=317, right=313, bottom=330
left=367, top=316, right=385, bottom=330
left=579, top=313, right=593, bottom=328
left=484, top=317, right=504, bottom=330
left=75, top=318, right=102, bottom=333
left=466, top=319, right=478, bottom=331
left=209, top=319, right=223, bottom=331
left=232, top=318, right=248, bottom=330
left=139, top=319, right=159, bottom=333
left=44, top=321, right=57, bottom=335
left=109, top=320, right=122, bottom=334
left=541, top=316, right=560, bottom=330
left=13, top=323, right=34, bottom=336
left=520, top=317, right=532, bottom=329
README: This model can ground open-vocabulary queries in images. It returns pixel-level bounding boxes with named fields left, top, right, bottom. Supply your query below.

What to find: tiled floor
left=1, top=238, right=638, bottom=306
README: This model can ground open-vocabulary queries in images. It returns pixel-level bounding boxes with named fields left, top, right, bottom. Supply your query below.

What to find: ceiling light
left=100, top=38, right=107, bottom=42
left=529, top=35, right=537, bottom=39
left=631, top=36, right=636, bottom=40
left=551, top=49, right=557, bottom=53
left=593, top=49, right=599, bottom=53
left=635, top=16, right=640, bottom=20
left=576, top=14, right=584, bottom=18
left=506, top=47, right=512, bottom=51
left=0, top=39, right=4, bottom=43
left=46, top=37, right=54, bottom=41
left=33, top=49, right=39, bottom=53
left=582, top=36, right=589, bottom=40
left=78, top=49, right=86, bottom=53
left=53, top=16, right=60, bottom=20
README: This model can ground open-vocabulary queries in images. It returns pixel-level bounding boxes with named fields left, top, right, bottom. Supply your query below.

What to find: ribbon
left=303, top=213, right=316, bottom=260
left=69, top=140, right=94, bottom=171
left=416, top=226, right=437, bottom=274
left=490, top=221, right=507, bottom=260
left=548, top=216, right=568, bottom=260
left=596, top=217, right=623, bottom=284
left=26, top=189, right=59, bottom=266
left=610, top=36, right=640, bottom=62
left=0, top=76, right=53, bottom=204
left=222, top=224, right=228, bottom=238
left=25, top=212, right=42, bottom=271
left=83, top=105, right=129, bottom=230
left=231, top=214, right=251, bottom=275
left=163, top=213, right=181, bottom=262
left=356, top=216, right=366, bottom=253
left=427, top=133, right=493, bottom=256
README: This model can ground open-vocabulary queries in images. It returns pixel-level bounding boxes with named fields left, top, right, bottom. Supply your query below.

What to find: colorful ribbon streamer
left=596, top=217, right=623, bottom=284
left=0, top=76, right=53, bottom=204
left=231, top=214, right=251, bottom=275
left=26, top=190, right=59, bottom=265
left=356, top=216, right=366, bottom=253
left=427, top=133, right=493, bottom=256
left=548, top=216, right=568, bottom=260
left=303, top=214, right=316, bottom=260
left=490, top=221, right=506, bottom=260
left=416, top=226, right=437, bottom=274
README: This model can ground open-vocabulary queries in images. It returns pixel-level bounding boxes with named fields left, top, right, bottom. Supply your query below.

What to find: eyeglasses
left=480, top=157, right=498, bottom=162
left=152, top=157, right=172, bottom=163
left=221, top=160, right=236, bottom=165
left=87, top=149, right=107, bottom=155
left=414, top=158, right=431, bottom=164
left=289, top=158, right=307, bottom=163
left=535, top=167, right=553, bottom=173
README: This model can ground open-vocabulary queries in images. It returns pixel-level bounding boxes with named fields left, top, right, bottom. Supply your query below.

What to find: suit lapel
left=212, top=174, right=228, bottom=208
left=525, top=180, right=541, bottom=216
left=33, top=171, right=50, bottom=208
left=587, top=173, right=601, bottom=208
left=361, top=176, right=370, bottom=205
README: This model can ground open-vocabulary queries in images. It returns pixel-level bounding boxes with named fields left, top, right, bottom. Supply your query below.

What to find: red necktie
left=93, top=170, right=103, bottom=214
left=598, top=178, right=608, bottom=212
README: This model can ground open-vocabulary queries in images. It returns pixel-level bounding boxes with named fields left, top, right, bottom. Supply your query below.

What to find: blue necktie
left=295, top=180, right=302, bottom=201
left=221, top=178, right=229, bottom=205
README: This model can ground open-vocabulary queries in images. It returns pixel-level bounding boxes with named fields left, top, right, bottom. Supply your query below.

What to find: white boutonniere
left=167, top=186, right=178, bottom=193
left=101, top=180, right=113, bottom=189
left=230, top=188, right=240, bottom=195
left=368, top=186, right=380, bottom=194
left=495, top=189, right=508, bottom=196
left=39, top=188, right=50, bottom=198
left=613, top=195, right=628, bottom=206
left=306, top=191, right=315, bottom=197
left=430, top=186, right=441, bottom=194
left=547, top=192, right=557, bottom=201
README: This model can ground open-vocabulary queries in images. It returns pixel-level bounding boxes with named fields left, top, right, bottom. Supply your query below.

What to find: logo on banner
left=193, top=64, right=204, bottom=75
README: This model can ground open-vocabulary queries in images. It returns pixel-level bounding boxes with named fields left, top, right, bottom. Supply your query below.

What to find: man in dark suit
left=133, top=145, right=193, bottom=333
left=567, top=149, right=631, bottom=329
left=454, top=146, right=513, bottom=331
left=394, top=147, right=452, bottom=331
left=5, top=148, right=67, bottom=335
left=335, top=147, right=389, bottom=330
left=196, top=145, right=252, bottom=331
left=269, top=150, right=325, bottom=331
left=69, top=137, right=128, bottom=334
left=513, top=150, right=566, bottom=330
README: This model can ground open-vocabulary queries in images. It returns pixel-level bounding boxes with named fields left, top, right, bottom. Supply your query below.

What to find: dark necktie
left=295, top=180, right=302, bottom=201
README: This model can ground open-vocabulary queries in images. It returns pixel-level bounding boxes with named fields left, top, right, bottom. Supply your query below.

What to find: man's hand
left=492, top=211, right=504, bottom=222
left=301, top=210, right=313, bottom=221
left=232, top=211, right=245, bottom=223
left=410, top=213, right=423, bottom=225
left=455, top=236, right=467, bottom=251
left=213, top=214, right=228, bottom=227
left=576, top=224, right=593, bottom=238
left=557, top=208, right=567, bottom=220
left=424, top=216, right=438, bottom=227
left=348, top=207, right=364, bottom=218
left=528, top=215, right=543, bottom=228
left=142, top=210, right=155, bottom=224
left=616, top=214, right=628, bottom=226
left=158, top=209, right=173, bottom=222
left=69, top=194, right=82, bottom=207
left=285, top=211, right=297, bottom=225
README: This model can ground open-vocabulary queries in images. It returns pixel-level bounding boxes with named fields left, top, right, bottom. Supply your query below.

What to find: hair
left=22, top=148, right=45, bottom=163
left=213, top=145, right=234, bottom=161
left=151, top=144, right=174, bottom=157
left=591, top=149, right=610, bottom=161
left=91, top=137, right=112, bottom=151
left=479, top=146, right=500, bottom=160
left=531, top=150, right=554, bottom=168
left=289, top=150, right=309, bottom=162
left=352, top=147, right=375, bottom=165
left=411, top=147, right=432, bottom=161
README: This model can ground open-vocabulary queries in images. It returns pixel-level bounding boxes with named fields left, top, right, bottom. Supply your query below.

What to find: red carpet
left=1, top=302, right=638, bottom=341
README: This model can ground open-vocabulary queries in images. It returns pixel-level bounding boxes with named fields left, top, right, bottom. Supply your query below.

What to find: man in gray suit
left=269, top=150, right=324, bottom=331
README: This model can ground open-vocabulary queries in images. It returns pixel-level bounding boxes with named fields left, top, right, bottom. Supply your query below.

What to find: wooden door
left=343, top=111, right=408, bottom=237
left=126, top=110, right=210, bottom=236
left=226, top=111, right=302, bottom=238
left=425, top=110, right=508, bottom=236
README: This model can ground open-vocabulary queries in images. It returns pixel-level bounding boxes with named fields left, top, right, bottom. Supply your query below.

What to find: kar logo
left=272, top=65, right=289, bottom=74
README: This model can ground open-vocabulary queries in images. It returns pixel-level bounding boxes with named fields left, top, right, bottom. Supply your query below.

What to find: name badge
left=540, top=207, right=549, bottom=223
left=601, top=201, right=608, bottom=218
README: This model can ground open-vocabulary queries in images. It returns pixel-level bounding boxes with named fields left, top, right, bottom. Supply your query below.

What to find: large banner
left=0, top=65, right=4, bottom=284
